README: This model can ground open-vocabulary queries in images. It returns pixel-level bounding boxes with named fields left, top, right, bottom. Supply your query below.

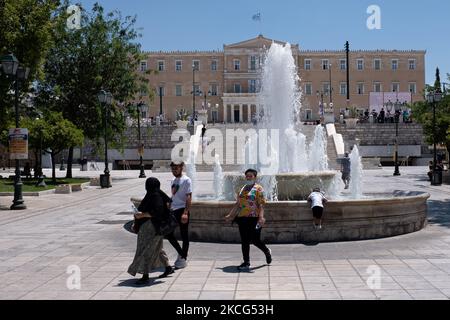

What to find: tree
left=412, top=75, right=450, bottom=154
left=0, top=0, right=59, bottom=135
left=435, top=68, right=441, bottom=91
left=22, top=112, right=83, bottom=183
left=34, top=1, right=152, bottom=178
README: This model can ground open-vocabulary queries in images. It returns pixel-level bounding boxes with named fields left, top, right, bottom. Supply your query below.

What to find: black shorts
left=312, top=206, right=323, bottom=219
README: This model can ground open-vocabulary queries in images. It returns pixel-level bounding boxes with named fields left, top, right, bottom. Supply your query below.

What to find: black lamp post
left=1, top=53, right=29, bottom=210
left=192, top=63, right=197, bottom=123
left=328, top=63, right=333, bottom=104
left=98, top=90, right=113, bottom=188
left=137, top=102, right=146, bottom=178
left=35, top=116, right=46, bottom=187
left=393, top=100, right=401, bottom=176
left=427, top=90, right=443, bottom=186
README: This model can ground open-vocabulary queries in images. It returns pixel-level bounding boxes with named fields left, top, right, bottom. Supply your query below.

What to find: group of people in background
left=357, top=107, right=412, bottom=124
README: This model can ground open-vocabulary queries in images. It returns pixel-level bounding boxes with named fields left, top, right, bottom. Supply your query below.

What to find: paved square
left=0, top=167, right=450, bottom=300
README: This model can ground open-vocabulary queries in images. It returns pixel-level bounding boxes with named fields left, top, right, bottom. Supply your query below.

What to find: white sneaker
left=174, top=255, right=187, bottom=269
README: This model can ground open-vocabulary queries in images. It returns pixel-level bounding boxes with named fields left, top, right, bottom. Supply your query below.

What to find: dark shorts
left=312, top=206, right=323, bottom=219
left=342, top=172, right=350, bottom=180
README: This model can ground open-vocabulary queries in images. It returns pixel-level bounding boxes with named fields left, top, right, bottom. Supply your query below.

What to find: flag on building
left=252, top=12, right=261, bottom=21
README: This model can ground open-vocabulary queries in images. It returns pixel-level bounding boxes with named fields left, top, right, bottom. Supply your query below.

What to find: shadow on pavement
left=116, top=277, right=165, bottom=288
left=427, top=199, right=450, bottom=228
left=216, top=264, right=268, bottom=273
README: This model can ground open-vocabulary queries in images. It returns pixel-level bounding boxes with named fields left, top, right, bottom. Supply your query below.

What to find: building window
left=357, top=83, right=364, bottom=95
left=158, top=60, right=165, bottom=71
left=210, top=84, right=218, bottom=96
left=391, top=59, right=398, bottom=70
left=340, top=83, right=347, bottom=95
left=305, top=83, right=312, bottom=95
left=357, top=59, right=364, bottom=71
left=234, top=83, right=241, bottom=93
left=211, top=60, right=218, bottom=71
left=409, top=59, right=416, bottom=70
left=304, top=59, right=311, bottom=70
left=323, top=83, right=330, bottom=95
left=322, top=59, right=329, bottom=70
left=140, top=60, right=147, bottom=72
left=392, top=83, right=400, bottom=92
left=250, top=56, right=257, bottom=71
left=249, top=80, right=257, bottom=93
left=305, top=109, right=312, bottom=120
left=374, top=82, right=382, bottom=93
left=374, top=59, right=381, bottom=70
left=340, top=59, right=346, bottom=70
left=234, top=59, right=240, bottom=71
left=158, top=86, right=165, bottom=96
left=409, top=83, right=416, bottom=94
left=193, top=60, right=200, bottom=71
left=175, top=85, right=182, bottom=96
left=175, top=60, right=182, bottom=72
left=193, top=84, right=200, bottom=95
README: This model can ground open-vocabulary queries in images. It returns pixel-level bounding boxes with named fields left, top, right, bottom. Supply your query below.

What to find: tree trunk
left=66, top=146, right=74, bottom=179
left=51, top=153, right=56, bottom=184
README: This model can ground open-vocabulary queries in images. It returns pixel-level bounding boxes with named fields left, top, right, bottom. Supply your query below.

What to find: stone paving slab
left=1, top=167, right=450, bottom=300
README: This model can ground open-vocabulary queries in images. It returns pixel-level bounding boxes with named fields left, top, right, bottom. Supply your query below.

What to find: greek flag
left=252, top=12, right=261, bottom=21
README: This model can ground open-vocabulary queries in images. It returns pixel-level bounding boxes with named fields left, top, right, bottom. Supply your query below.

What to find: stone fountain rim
left=131, top=191, right=430, bottom=206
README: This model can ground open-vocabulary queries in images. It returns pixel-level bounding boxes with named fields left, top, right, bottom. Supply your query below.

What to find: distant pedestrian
left=341, top=152, right=351, bottom=189
left=307, top=187, right=328, bottom=230
left=225, top=169, right=272, bottom=271
left=165, top=161, right=192, bottom=269
left=128, top=177, right=175, bottom=284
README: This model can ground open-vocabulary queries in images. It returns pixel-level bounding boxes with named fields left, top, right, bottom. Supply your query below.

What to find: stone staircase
left=193, top=123, right=339, bottom=172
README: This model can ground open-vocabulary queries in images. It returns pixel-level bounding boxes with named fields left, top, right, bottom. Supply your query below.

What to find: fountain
left=132, top=42, right=429, bottom=243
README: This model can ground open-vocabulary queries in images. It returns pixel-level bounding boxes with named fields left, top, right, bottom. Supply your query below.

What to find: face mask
left=245, top=180, right=255, bottom=186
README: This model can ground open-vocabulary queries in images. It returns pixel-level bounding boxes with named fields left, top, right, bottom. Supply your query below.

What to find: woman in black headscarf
left=128, top=177, right=174, bottom=284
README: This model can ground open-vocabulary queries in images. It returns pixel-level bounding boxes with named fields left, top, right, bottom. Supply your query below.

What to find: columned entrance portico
left=222, top=93, right=259, bottom=123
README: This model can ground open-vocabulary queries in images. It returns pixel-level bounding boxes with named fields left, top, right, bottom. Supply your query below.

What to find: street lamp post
left=192, top=63, right=197, bottom=123
left=98, top=90, right=113, bottom=188
left=393, top=100, right=401, bottom=176
left=1, top=53, right=29, bottom=210
left=328, top=63, right=333, bottom=104
left=427, top=90, right=443, bottom=186
left=137, top=102, right=146, bottom=178
left=35, top=116, right=46, bottom=187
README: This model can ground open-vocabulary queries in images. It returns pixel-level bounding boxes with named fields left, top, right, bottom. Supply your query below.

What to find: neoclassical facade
left=140, top=35, right=425, bottom=123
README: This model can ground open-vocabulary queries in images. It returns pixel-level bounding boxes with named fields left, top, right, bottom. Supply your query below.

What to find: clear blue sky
left=78, top=0, right=449, bottom=85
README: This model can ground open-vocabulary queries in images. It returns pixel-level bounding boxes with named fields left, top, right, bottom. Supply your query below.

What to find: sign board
left=137, top=144, right=144, bottom=157
left=8, top=128, right=28, bottom=160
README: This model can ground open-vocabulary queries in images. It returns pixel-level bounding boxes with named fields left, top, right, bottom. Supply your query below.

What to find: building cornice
left=145, top=50, right=223, bottom=55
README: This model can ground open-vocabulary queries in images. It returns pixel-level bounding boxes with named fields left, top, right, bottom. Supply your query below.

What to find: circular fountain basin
left=131, top=191, right=429, bottom=243
left=223, top=171, right=338, bottom=200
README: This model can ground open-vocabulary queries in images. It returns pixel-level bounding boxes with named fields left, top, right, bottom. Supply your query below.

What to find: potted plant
left=175, top=109, right=190, bottom=128
left=345, top=106, right=359, bottom=128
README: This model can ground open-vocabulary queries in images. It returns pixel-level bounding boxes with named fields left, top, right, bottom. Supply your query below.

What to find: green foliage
left=34, top=1, right=151, bottom=149
left=411, top=77, right=450, bottom=153
left=0, top=0, right=59, bottom=134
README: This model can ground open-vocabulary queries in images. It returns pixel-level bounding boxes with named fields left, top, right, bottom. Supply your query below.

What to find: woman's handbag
left=158, top=213, right=178, bottom=236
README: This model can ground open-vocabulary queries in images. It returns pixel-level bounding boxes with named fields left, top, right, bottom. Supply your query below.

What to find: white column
left=247, top=104, right=252, bottom=123
left=231, top=104, right=235, bottom=123
left=239, top=104, right=243, bottom=123
left=223, top=104, right=227, bottom=123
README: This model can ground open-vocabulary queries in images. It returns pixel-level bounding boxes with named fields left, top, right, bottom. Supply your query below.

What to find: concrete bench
left=90, top=177, right=100, bottom=186
left=55, top=184, right=71, bottom=194
left=71, top=184, right=83, bottom=192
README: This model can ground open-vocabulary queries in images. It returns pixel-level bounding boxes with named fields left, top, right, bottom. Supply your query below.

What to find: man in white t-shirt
left=307, top=187, right=328, bottom=230
left=165, top=161, right=192, bottom=269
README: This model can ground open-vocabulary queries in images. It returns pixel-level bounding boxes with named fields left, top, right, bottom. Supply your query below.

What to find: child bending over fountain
left=307, top=187, right=328, bottom=230
left=225, top=169, right=272, bottom=271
